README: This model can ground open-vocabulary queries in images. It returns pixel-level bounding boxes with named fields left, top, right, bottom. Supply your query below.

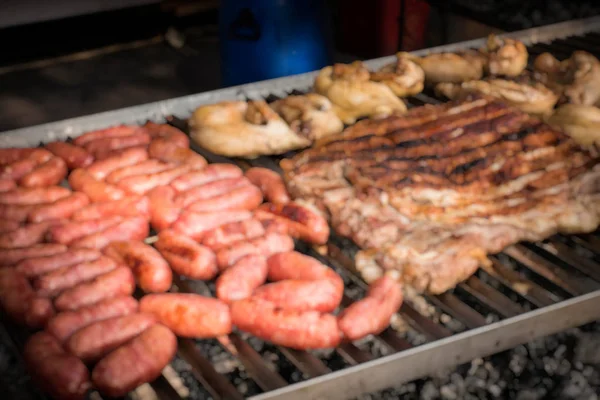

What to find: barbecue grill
left=1, top=16, right=600, bottom=400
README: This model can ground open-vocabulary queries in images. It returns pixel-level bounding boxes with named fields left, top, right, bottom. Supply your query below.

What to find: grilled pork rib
left=281, top=95, right=600, bottom=294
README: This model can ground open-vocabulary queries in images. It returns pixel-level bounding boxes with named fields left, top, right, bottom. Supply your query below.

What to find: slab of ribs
left=281, top=95, right=600, bottom=294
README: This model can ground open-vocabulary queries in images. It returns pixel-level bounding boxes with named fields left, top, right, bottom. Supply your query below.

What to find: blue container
left=219, top=0, right=331, bottom=87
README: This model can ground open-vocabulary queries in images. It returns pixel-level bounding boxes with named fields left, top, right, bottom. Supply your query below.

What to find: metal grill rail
left=1, top=17, right=600, bottom=400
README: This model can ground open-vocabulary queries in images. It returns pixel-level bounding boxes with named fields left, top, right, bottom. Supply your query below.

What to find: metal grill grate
left=2, top=19, right=600, bottom=400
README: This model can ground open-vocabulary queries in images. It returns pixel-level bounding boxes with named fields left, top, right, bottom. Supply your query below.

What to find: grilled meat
left=281, top=95, right=600, bottom=294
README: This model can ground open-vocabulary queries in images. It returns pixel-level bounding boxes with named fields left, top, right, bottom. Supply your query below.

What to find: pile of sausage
left=0, top=123, right=403, bottom=400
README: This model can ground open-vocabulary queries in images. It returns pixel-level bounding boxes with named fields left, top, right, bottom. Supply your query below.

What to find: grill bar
left=2, top=17, right=600, bottom=400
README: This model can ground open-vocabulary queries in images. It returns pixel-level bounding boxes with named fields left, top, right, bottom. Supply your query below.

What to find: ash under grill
left=2, top=20, right=600, bottom=400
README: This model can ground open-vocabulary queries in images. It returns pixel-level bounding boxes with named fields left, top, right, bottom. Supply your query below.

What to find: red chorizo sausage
left=174, top=176, right=249, bottom=208
left=170, top=163, right=243, bottom=192
left=46, top=295, right=138, bottom=343
left=0, top=220, right=59, bottom=249
left=216, top=232, right=294, bottom=270
left=0, top=243, right=67, bottom=267
left=148, top=137, right=206, bottom=168
left=46, top=216, right=123, bottom=244
left=143, top=121, right=190, bottom=148
left=34, top=256, right=118, bottom=297
left=85, top=146, right=149, bottom=180
left=24, top=332, right=92, bottom=400
left=117, top=164, right=193, bottom=195
left=0, top=186, right=70, bottom=205
left=245, top=167, right=291, bottom=205
left=0, top=219, right=20, bottom=234
left=16, top=248, right=101, bottom=278
left=186, top=184, right=263, bottom=213
left=105, top=159, right=173, bottom=184
left=73, top=125, right=142, bottom=147
left=68, top=169, right=126, bottom=203
left=216, top=255, right=267, bottom=303
left=70, top=195, right=149, bottom=221
left=103, top=241, right=172, bottom=293
left=45, top=141, right=94, bottom=169
left=154, top=230, right=217, bottom=280
left=201, top=218, right=265, bottom=251
left=20, top=156, right=68, bottom=188
left=54, top=266, right=136, bottom=311
left=83, top=130, right=151, bottom=156
left=147, top=186, right=181, bottom=231
left=254, top=201, right=330, bottom=244
left=337, top=275, right=403, bottom=341
left=66, top=313, right=156, bottom=363
left=253, top=279, right=342, bottom=313
left=139, top=293, right=231, bottom=338
left=171, top=210, right=252, bottom=240
left=28, top=192, right=90, bottom=223
left=0, top=178, right=16, bottom=193
left=69, top=216, right=149, bottom=250
left=0, top=268, right=55, bottom=328
left=92, top=324, right=177, bottom=398
left=231, top=298, right=341, bottom=349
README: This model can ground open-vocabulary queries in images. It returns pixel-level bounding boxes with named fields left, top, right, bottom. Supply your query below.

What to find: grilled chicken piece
left=371, top=52, right=425, bottom=97
left=547, top=104, right=600, bottom=148
left=533, top=51, right=600, bottom=106
left=314, top=61, right=407, bottom=124
left=269, top=94, right=344, bottom=142
left=189, top=100, right=311, bottom=159
left=407, top=50, right=486, bottom=85
left=435, top=78, right=558, bottom=116
left=481, top=34, right=528, bottom=77
left=283, top=95, right=600, bottom=294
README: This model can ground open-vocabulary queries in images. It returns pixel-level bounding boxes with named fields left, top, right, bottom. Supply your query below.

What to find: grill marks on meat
left=284, top=96, right=600, bottom=294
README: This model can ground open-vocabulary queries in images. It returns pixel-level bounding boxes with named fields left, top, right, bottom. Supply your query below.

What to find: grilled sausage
left=253, top=279, right=342, bottom=313
left=73, top=125, right=143, bottom=147
left=0, top=219, right=20, bottom=234
left=0, top=186, right=70, bottom=205
left=68, top=169, right=126, bottom=203
left=117, top=164, right=193, bottom=195
left=259, top=216, right=289, bottom=235
left=201, top=218, right=265, bottom=251
left=170, top=163, right=243, bottom=192
left=46, top=295, right=138, bottom=343
left=20, top=156, right=68, bottom=187
left=148, top=137, right=207, bottom=168
left=0, top=203, right=35, bottom=222
left=255, top=201, right=330, bottom=244
left=174, top=176, right=250, bottom=208
left=0, top=149, right=53, bottom=181
left=24, top=332, right=92, bottom=400
left=92, top=324, right=177, bottom=398
left=147, top=186, right=181, bottom=231
left=46, top=216, right=123, bottom=245
left=69, top=216, right=149, bottom=249
left=245, top=167, right=291, bottom=204
left=216, top=255, right=267, bottom=303
left=0, top=220, right=58, bottom=249
left=54, top=266, right=136, bottom=311
left=154, top=230, right=217, bottom=280
left=66, top=313, right=156, bottom=363
left=71, top=195, right=149, bottom=221
left=216, top=232, right=294, bottom=270
left=267, top=251, right=341, bottom=282
left=144, top=121, right=190, bottom=148
left=85, top=146, right=149, bottom=180
left=231, top=298, right=341, bottom=349
left=83, top=129, right=151, bottom=156
left=0, top=178, right=16, bottom=193
left=105, top=159, right=173, bottom=184
left=45, top=141, right=94, bottom=169
left=186, top=184, right=263, bottom=213
left=140, top=293, right=232, bottom=338
left=0, top=268, right=55, bottom=328
left=34, top=256, right=118, bottom=297
left=0, top=148, right=36, bottom=165
left=172, top=210, right=252, bottom=240
left=17, top=248, right=101, bottom=278
left=337, top=275, right=403, bottom=341
left=0, top=244, right=67, bottom=267
left=103, top=241, right=172, bottom=293
left=28, top=192, right=90, bottom=223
